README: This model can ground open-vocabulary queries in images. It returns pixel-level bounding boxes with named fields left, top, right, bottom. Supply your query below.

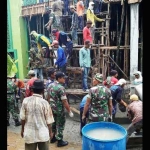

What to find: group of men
left=7, top=66, right=142, bottom=150
left=79, top=70, right=142, bottom=144
left=26, top=0, right=107, bottom=82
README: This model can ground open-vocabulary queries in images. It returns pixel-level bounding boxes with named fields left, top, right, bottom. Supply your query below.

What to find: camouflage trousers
left=52, top=112, right=66, bottom=140
left=7, top=96, right=18, bottom=121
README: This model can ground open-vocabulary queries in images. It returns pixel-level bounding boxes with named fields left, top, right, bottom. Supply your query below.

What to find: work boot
left=14, top=119, right=21, bottom=126
left=50, top=136, right=57, bottom=143
left=57, top=140, right=68, bottom=147
left=7, top=120, right=10, bottom=126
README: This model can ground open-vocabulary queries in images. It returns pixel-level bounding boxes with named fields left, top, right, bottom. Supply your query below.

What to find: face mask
left=91, top=6, right=94, bottom=9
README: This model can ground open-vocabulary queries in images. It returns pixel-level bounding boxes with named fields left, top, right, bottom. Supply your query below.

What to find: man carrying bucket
left=82, top=73, right=113, bottom=123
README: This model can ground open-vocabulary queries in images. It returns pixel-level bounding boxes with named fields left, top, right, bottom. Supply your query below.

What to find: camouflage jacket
left=29, top=47, right=43, bottom=69
left=47, top=81, right=67, bottom=114
left=7, top=79, right=17, bottom=101
left=87, top=84, right=112, bottom=122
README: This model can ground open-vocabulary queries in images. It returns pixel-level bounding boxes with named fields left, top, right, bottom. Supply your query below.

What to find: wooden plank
left=66, top=89, right=88, bottom=95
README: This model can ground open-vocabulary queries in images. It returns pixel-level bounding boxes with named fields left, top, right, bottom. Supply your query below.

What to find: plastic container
left=82, top=122, right=127, bottom=150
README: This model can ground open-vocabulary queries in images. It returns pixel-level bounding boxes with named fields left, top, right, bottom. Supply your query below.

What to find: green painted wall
left=9, top=0, right=29, bottom=79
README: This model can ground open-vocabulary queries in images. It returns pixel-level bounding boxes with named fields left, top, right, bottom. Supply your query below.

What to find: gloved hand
left=108, top=115, right=112, bottom=122
left=69, top=111, right=74, bottom=117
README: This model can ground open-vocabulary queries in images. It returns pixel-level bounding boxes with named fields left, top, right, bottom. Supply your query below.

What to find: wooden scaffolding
left=20, top=0, right=143, bottom=89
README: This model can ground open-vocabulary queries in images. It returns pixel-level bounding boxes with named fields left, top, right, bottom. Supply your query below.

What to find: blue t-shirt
left=55, top=46, right=67, bottom=67
left=110, top=85, right=123, bottom=103
left=80, top=95, right=88, bottom=109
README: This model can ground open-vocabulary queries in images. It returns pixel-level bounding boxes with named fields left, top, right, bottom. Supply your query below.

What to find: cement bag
left=135, top=84, right=142, bottom=101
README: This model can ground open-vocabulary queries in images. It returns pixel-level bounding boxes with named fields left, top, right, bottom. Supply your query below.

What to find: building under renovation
left=7, top=0, right=143, bottom=88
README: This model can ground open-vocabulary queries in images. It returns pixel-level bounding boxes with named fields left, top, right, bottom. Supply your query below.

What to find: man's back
left=20, top=94, right=54, bottom=143
left=88, top=85, right=112, bottom=121
left=48, top=81, right=66, bottom=114
left=110, top=85, right=122, bottom=101
left=127, top=100, right=142, bottom=124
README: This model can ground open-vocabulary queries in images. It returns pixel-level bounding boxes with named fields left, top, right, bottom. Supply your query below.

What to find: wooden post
left=124, top=4, right=129, bottom=76
left=105, top=3, right=110, bottom=78
left=39, top=15, right=41, bottom=34
left=101, top=22, right=104, bottom=45
left=36, top=15, right=39, bottom=33
left=43, top=15, right=45, bottom=35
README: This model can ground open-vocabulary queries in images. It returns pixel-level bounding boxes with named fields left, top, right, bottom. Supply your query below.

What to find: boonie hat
left=94, top=73, right=103, bottom=82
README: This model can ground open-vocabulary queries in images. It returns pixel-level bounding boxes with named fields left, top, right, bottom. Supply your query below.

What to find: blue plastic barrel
left=82, top=122, right=127, bottom=150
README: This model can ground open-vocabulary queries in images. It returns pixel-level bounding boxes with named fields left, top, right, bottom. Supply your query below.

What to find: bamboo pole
left=101, top=22, right=104, bottom=45
left=108, top=55, right=128, bottom=79
left=116, top=2, right=125, bottom=67
left=124, top=4, right=128, bottom=76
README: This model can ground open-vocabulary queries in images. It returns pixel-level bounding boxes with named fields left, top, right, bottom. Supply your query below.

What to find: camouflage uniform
left=47, top=81, right=67, bottom=140
left=87, top=84, right=112, bottom=122
left=29, top=47, right=44, bottom=80
left=29, top=47, right=43, bottom=69
left=7, top=79, right=18, bottom=121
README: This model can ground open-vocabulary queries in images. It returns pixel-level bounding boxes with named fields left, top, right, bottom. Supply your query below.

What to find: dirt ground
left=7, top=131, right=82, bottom=150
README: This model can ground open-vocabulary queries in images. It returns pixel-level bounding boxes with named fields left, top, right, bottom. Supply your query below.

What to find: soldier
left=7, top=75, right=21, bottom=126
left=47, top=72, right=74, bottom=147
left=44, top=8, right=58, bottom=36
left=82, top=73, right=113, bottom=123
left=28, top=42, right=44, bottom=80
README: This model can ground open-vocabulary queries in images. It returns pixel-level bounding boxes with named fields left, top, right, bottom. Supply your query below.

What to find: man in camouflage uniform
left=45, top=8, right=59, bottom=38
left=28, top=41, right=44, bottom=81
left=82, top=73, right=113, bottom=122
left=7, top=75, right=21, bottom=126
left=47, top=72, right=74, bottom=147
